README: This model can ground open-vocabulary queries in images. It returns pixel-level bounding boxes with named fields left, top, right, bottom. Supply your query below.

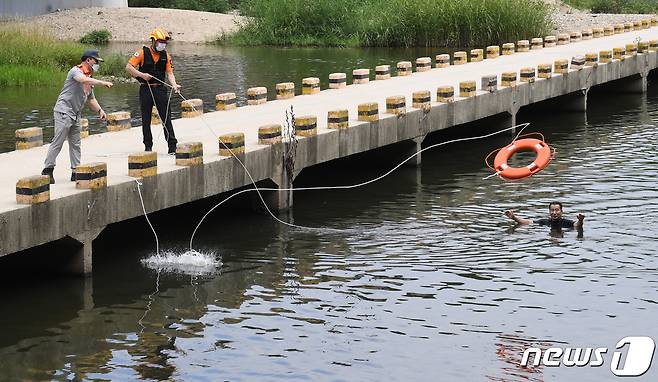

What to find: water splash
left=141, top=250, right=221, bottom=276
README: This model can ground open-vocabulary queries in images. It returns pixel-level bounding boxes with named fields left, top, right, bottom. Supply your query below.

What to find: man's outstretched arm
left=504, top=210, right=532, bottom=225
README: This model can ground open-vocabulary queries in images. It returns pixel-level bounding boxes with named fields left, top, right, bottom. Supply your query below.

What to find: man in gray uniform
left=41, top=49, right=113, bottom=183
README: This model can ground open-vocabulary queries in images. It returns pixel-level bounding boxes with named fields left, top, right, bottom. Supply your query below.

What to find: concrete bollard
left=531, top=38, right=543, bottom=50
left=81, top=118, right=89, bottom=139
left=15, top=127, right=43, bottom=150
left=544, top=36, right=557, bottom=47
left=329, top=73, right=347, bottom=89
left=570, top=31, right=582, bottom=42
left=437, top=86, right=455, bottom=103
left=181, top=99, right=203, bottom=118
left=570, top=55, right=585, bottom=70
left=582, top=29, right=593, bottom=40
left=626, top=43, right=638, bottom=56
left=352, top=69, right=370, bottom=84
left=258, top=124, right=282, bottom=144
left=593, top=28, right=604, bottom=38
left=327, top=110, right=349, bottom=129
left=435, top=54, right=450, bottom=68
left=614, top=24, right=624, bottom=34
left=486, top=45, right=500, bottom=59
left=633, top=21, right=641, bottom=31
left=554, top=59, right=569, bottom=74
left=397, top=61, right=412, bottom=76
left=358, top=102, right=379, bottom=122
left=470, top=49, right=484, bottom=62
left=652, top=17, right=658, bottom=27
left=605, top=26, right=614, bottom=36
left=107, top=111, right=131, bottom=132
left=416, top=57, right=432, bottom=71
left=557, top=33, right=570, bottom=45
left=386, top=96, right=406, bottom=115
left=412, top=90, right=431, bottom=109
left=642, top=19, right=650, bottom=29
left=128, top=152, right=157, bottom=178
left=175, top=142, right=203, bottom=166
left=613, top=47, right=626, bottom=61
left=295, top=116, right=317, bottom=137
left=502, top=43, right=515, bottom=55
left=275, top=82, right=295, bottom=100
left=639, top=41, right=650, bottom=54
left=375, top=65, right=391, bottom=80
left=600, top=50, right=612, bottom=63
left=624, top=22, right=633, bottom=32
left=218, top=133, right=245, bottom=156
left=538, top=64, right=552, bottom=79
left=585, top=53, right=598, bottom=67
left=481, top=74, right=497, bottom=92
left=520, top=67, right=536, bottom=83
left=75, top=162, right=107, bottom=189
left=517, top=40, right=530, bottom=52
left=247, top=87, right=268, bottom=105
left=459, top=81, right=476, bottom=97
left=216, top=92, right=237, bottom=111
left=16, top=175, right=50, bottom=204
left=453, top=52, right=467, bottom=65
left=151, top=106, right=160, bottom=126
left=302, top=77, right=320, bottom=94
left=649, top=40, right=658, bottom=52
left=501, top=72, right=517, bottom=87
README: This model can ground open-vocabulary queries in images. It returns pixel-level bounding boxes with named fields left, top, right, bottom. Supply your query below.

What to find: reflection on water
left=1, top=46, right=658, bottom=381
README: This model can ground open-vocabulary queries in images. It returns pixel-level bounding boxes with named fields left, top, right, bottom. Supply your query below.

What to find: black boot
left=71, top=172, right=76, bottom=182
left=145, top=144, right=152, bottom=152
left=41, top=167, right=55, bottom=184
left=168, top=143, right=177, bottom=155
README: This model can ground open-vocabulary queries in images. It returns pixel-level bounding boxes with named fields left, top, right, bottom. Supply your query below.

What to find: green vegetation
left=128, top=0, right=233, bottom=13
left=563, top=0, right=658, bottom=13
left=224, top=0, right=552, bottom=47
left=0, top=25, right=128, bottom=86
left=79, top=29, right=112, bottom=45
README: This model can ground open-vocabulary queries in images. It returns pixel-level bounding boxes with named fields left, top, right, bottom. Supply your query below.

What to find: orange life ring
left=493, top=138, right=552, bottom=180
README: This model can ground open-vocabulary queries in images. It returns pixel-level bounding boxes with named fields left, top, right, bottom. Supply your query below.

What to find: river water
left=1, top=43, right=658, bottom=381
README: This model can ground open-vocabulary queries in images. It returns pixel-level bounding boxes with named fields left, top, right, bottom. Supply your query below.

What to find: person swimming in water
left=504, top=202, right=584, bottom=229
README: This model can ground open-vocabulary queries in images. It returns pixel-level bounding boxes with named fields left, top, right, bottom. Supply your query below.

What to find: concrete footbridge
left=2, top=21, right=658, bottom=275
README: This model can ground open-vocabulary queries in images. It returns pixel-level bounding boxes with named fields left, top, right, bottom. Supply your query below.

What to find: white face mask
left=155, top=42, right=167, bottom=52
left=91, top=63, right=100, bottom=72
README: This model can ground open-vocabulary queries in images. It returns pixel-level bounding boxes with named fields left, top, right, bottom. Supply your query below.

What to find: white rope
left=133, top=178, right=160, bottom=256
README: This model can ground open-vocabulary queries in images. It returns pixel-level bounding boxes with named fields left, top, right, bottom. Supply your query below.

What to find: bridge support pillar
left=266, top=141, right=296, bottom=214
left=403, top=137, right=424, bottom=167
left=65, top=226, right=106, bottom=276
left=558, top=88, right=589, bottom=112
left=614, top=72, right=648, bottom=94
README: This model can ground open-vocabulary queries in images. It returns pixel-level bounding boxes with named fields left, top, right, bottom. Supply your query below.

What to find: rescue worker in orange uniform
left=125, top=27, right=181, bottom=153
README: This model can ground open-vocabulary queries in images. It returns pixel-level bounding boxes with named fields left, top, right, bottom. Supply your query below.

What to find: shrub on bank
left=128, top=0, right=232, bottom=13
left=79, top=29, right=112, bottom=45
left=563, top=0, right=658, bottom=13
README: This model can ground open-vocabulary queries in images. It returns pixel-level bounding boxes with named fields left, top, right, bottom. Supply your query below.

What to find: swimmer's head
left=549, top=202, right=563, bottom=220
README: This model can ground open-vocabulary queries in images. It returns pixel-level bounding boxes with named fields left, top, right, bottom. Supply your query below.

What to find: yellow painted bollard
left=470, top=49, right=484, bottom=62
left=571, top=55, right=585, bottom=70
left=554, top=59, right=569, bottom=74
left=531, top=38, right=543, bottom=50
left=613, top=47, right=626, bottom=61
left=639, top=41, right=650, bottom=54
left=386, top=96, right=406, bottom=115
left=181, top=99, right=203, bottom=118
left=486, top=45, right=500, bottom=59
left=620, top=23, right=629, bottom=33
left=15, top=127, right=42, bottom=150
left=80, top=118, right=89, bottom=139
left=453, top=51, right=467, bottom=65
left=624, top=22, right=633, bottom=32
left=375, top=65, right=391, bottom=80
left=481, top=74, right=497, bottom=92
left=538, top=64, right=552, bottom=79
left=570, top=31, right=582, bottom=42
left=175, top=142, right=203, bottom=166
left=600, top=50, right=612, bottom=63
left=544, top=36, right=557, bottom=47
left=329, top=73, right=347, bottom=89
left=218, top=133, right=245, bottom=156
left=16, top=175, right=50, bottom=204
left=459, top=80, right=476, bottom=98
left=502, top=43, right=515, bottom=55
left=397, top=61, right=412, bottom=76
left=327, top=110, right=349, bottom=129
left=626, top=43, right=638, bottom=56
left=416, top=57, right=432, bottom=71
left=435, top=54, right=450, bottom=68
left=585, top=53, right=598, bottom=67
left=633, top=21, right=641, bottom=31
left=582, top=29, right=593, bottom=40
left=604, top=26, right=614, bottom=36
left=357, top=103, right=378, bottom=122
left=437, top=86, right=455, bottom=103
left=649, top=40, right=658, bottom=52
left=520, top=67, right=536, bottom=83
left=128, top=152, right=157, bottom=178
left=107, top=111, right=131, bottom=132
left=275, top=82, right=295, bottom=100
left=613, top=24, right=623, bottom=34
left=75, top=162, right=107, bottom=189
left=216, top=92, right=237, bottom=111
left=295, top=116, right=317, bottom=137
left=557, top=33, right=570, bottom=45
left=593, top=28, right=604, bottom=38
left=642, top=19, right=650, bottom=29
left=302, top=77, right=320, bottom=94
left=412, top=90, right=431, bottom=109
left=247, top=87, right=267, bottom=105
left=652, top=17, right=658, bottom=27
left=517, top=40, right=530, bottom=52
left=258, top=124, right=282, bottom=144
left=501, top=72, right=517, bottom=87
left=151, top=106, right=161, bottom=126
left=352, top=69, right=370, bottom=84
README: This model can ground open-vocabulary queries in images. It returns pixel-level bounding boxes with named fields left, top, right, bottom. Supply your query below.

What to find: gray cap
left=81, top=49, right=104, bottom=62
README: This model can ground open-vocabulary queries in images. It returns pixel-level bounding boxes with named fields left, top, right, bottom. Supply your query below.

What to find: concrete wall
left=0, top=0, right=127, bottom=17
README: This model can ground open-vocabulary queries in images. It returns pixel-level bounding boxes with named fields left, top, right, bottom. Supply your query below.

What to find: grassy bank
left=564, top=0, right=658, bottom=13
left=0, top=25, right=129, bottom=87
left=223, top=0, right=553, bottom=47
